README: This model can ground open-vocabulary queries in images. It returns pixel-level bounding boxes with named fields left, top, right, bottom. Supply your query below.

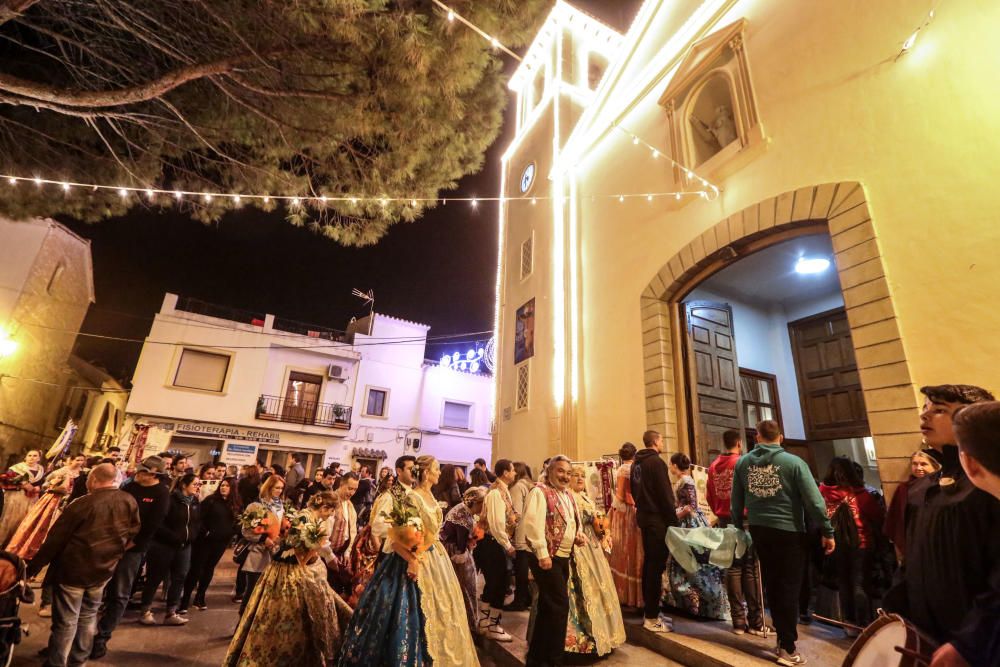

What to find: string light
left=897, top=7, right=936, bottom=60
left=430, top=0, right=521, bottom=61
left=615, top=126, right=721, bottom=199
left=0, top=173, right=709, bottom=205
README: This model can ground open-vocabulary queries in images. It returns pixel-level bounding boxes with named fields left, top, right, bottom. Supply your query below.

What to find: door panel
left=789, top=307, right=870, bottom=440
left=683, top=301, right=744, bottom=465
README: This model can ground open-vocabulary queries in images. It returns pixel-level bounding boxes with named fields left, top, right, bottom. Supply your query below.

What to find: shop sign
left=174, top=422, right=280, bottom=444
left=222, top=442, right=259, bottom=466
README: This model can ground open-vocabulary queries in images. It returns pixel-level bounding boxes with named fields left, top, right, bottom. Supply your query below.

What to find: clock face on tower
left=520, top=162, right=536, bottom=194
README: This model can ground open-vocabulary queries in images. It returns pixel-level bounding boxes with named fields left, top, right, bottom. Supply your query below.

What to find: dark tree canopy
left=0, top=0, right=547, bottom=245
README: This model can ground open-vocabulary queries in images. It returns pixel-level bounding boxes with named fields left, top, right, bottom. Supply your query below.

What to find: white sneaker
left=138, top=610, right=156, bottom=625
left=163, top=613, right=189, bottom=626
left=488, top=625, right=514, bottom=642
left=38, top=606, right=51, bottom=618
left=776, top=648, right=806, bottom=665
left=732, top=626, right=746, bottom=635
left=643, top=618, right=673, bottom=634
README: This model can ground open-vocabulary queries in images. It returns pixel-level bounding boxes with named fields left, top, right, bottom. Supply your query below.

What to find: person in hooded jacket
left=630, top=429, right=678, bottom=634
left=819, top=457, right=884, bottom=636
left=138, top=473, right=202, bottom=626
left=179, top=476, right=240, bottom=613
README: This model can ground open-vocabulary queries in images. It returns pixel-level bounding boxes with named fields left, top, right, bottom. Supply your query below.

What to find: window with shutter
left=516, top=363, right=530, bottom=411
left=441, top=401, right=472, bottom=430
left=173, top=348, right=231, bottom=392
left=520, top=235, right=533, bottom=280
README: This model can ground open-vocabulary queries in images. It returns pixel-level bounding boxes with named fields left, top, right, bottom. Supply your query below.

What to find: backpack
left=831, top=501, right=860, bottom=551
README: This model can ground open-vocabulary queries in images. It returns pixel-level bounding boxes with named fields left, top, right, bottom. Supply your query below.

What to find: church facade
left=492, top=0, right=1000, bottom=495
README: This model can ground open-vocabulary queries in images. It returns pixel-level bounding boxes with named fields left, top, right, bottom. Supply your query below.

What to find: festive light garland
left=0, top=3, right=721, bottom=209
left=0, top=174, right=712, bottom=206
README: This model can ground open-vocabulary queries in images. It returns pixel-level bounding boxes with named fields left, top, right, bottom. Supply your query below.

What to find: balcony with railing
left=254, top=394, right=352, bottom=429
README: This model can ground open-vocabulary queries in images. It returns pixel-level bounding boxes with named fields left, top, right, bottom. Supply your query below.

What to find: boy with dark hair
left=708, top=429, right=765, bottom=637
left=884, top=384, right=1000, bottom=667
left=955, top=400, right=1000, bottom=499
left=732, top=420, right=833, bottom=666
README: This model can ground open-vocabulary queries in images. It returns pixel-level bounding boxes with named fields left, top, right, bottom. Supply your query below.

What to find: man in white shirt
left=522, top=455, right=585, bottom=667
left=477, top=459, right=517, bottom=642
left=370, top=456, right=416, bottom=564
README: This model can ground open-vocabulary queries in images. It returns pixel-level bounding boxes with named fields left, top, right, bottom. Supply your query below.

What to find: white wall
left=686, top=286, right=845, bottom=439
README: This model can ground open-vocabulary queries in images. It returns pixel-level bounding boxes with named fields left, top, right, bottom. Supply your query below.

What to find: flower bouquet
left=240, top=505, right=280, bottom=542
left=280, top=510, right=331, bottom=565
left=0, top=470, right=28, bottom=492
left=381, top=495, right=424, bottom=553
left=591, top=510, right=609, bottom=538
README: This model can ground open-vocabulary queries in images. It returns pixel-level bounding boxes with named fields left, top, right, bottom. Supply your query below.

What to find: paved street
left=13, top=560, right=242, bottom=666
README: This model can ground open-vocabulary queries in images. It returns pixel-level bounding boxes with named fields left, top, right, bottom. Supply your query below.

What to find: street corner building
left=492, top=0, right=1000, bottom=499
left=122, top=293, right=493, bottom=476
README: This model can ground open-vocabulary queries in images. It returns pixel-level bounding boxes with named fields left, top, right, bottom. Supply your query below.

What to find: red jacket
left=706, top=453, right=739, bottom=520
left=819, top=484, right=884, bottom=549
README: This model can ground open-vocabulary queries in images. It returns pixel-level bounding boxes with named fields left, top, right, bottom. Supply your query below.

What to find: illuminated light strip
left=492, top=159, right=509, bottom=424
left=551, top=29, right=566, bottom=410
left=430, top=0, right=522, bottom=61
left=0, top=174, right=707, bottom=203
left=568, top=174, right=580, bottom=402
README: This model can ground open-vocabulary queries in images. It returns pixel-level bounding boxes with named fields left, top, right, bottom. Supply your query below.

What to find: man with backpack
left=732, top=420, right=834, bottom=666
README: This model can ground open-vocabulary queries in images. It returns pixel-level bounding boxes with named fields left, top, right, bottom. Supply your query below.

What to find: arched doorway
left=640, top=182, right=920, bottom=494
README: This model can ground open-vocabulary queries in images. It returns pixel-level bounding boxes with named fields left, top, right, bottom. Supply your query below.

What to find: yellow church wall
left=549, top=0, right=1000, bottom=471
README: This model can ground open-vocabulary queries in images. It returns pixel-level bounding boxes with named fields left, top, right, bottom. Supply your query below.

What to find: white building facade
left=123, top=293, right=492, bottom=476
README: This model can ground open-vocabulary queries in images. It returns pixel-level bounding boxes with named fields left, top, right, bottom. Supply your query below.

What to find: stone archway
left=639, top=182, right=920, bottom=493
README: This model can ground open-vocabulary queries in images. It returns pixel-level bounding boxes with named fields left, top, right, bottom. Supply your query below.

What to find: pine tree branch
left=0, top=0, right=40, bottom=27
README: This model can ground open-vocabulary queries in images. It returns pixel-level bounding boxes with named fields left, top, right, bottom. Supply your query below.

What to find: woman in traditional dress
left=225, top=490, right=352, bottom=667
left=0, top=450, right=45, bottom=547
left=608, top=442, right=643, bottom=609
left=237, top=474, right=285, bottom=615
left=564, top=465, right=627, bottom=656
left=6, top=455, right=83, bottom=561
left=439, top=486, right=486, bottom=636
left=338, top=455, right=480, bottom=667
left=664, top=453, right=730, bottom=620
left=346, top=472, right=394, bottom=606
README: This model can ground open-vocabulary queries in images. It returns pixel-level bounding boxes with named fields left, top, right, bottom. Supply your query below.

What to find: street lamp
left=0, top=328, right=18, bottom=358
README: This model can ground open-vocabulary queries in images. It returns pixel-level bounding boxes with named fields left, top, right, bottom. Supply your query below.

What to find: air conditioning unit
left=327, top=364, right=346, bottom=381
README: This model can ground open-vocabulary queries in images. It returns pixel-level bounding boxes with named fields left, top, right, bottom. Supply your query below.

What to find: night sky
left=64, top=1, right=642, bottom=382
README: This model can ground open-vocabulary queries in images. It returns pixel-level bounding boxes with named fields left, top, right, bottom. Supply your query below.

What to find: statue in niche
left=689, top=105, right=737, bottom=152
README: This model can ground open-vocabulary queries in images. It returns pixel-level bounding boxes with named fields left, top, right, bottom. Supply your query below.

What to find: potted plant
left=332, top=404, right=348, bottom=424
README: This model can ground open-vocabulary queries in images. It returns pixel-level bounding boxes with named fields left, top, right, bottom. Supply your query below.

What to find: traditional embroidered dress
left=0, top=462, right=44, bottom=547
left=225, top=514, right=353, bottom=667
left=7, top=467, right=76, bottom=560
left=609, top=461, right=643, bottom=608
left=565, top=490, right=626, bottom=655
left=439, top=502, right=480, bottom=634
left=663, top=475, right=730, bottom=621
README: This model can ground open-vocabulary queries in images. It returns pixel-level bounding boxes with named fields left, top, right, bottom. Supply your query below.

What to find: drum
left=842, top=613, right=938, bottom=667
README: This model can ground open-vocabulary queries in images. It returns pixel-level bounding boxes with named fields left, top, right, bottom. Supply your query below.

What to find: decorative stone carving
left=657, top=19, right=764, bottom=184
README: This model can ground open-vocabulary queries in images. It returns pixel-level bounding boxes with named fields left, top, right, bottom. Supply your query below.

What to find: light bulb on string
left=320, top=195, right=328, bottom=204
left=62, top=183, right=71, bottom=192
left=145, top=189, right=155, bottom=199
left=233, top=194, right=241, bottom=204
left=447, top=9, right=455, bottom=21
left=632, top=136, right=639, bottom=145
left=7, top=177, right=15, bottom=185
left=675, top=193, right=681, bottom=200
left=646, top=194, right=653, bottom=202
left=118, top=188, right=128, bottom=198
left=618, top=195, right=625, bottom=203
left=203, top=194, right=212, bottom=203
left=33, top=177, right=42, bottom=186
left=531, top=198, right=537, bottom=205
left=263, top=196, right=270, bottom=204
left=174, top=191, right=183, bottom=200
left=291, top=197, right=301, bottom=207
left=471, top=198, right=479, bottom=208
left=652, top=149, right=659, bottom=159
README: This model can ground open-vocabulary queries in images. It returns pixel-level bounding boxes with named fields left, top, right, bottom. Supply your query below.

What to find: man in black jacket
left=630, top=429, right=678, bottom=633
left=92, top=456, right=170, bottom=659
left=28, top=463, right=140, bottom=667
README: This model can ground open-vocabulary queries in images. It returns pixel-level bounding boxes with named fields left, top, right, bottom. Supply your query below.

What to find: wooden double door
left=682, top=301, right=868, bottom=465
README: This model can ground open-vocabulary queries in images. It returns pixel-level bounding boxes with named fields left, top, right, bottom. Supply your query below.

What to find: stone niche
left=658, top=19, right=765, bottom=187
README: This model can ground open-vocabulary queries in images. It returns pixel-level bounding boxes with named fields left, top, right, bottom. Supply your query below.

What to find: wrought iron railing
left=255, top=394, right=352, bottom=429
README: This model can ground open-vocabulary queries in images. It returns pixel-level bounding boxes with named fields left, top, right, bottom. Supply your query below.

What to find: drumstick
left=809, top=613, right=865, bottom=632
left=894, top=645, right=933, bottom=665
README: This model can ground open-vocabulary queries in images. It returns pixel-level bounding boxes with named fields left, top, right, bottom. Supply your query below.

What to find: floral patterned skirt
left=225, top=562, right=353, bottom=667
left=565, top=532, right=627, bottom=655
left=337, top=553, right=429, bottom=667
left=0, top=490, right=35, bottom=549
left=663, top=516, right=731, bottom=621
left=608, top=504, right=643, bottom=608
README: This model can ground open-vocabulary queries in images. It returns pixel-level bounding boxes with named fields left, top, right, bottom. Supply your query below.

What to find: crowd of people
left=0, top=382, right=998, bottom=667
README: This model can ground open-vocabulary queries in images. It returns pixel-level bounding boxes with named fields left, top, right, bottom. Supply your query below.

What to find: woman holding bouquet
left=0, top=450, right=44, bottom=547
left=338, top=454, right=480, bottom=666
left=6, top=454, right=84, bottom=560
left=225, top=490, right=352, bottom=667
left=237, top=474, right=285, bottom=616
left=564, top=465, right=626, bottom=656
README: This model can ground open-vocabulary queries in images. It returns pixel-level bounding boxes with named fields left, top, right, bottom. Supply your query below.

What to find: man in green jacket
left=731, top=420, right=834, bottom=666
